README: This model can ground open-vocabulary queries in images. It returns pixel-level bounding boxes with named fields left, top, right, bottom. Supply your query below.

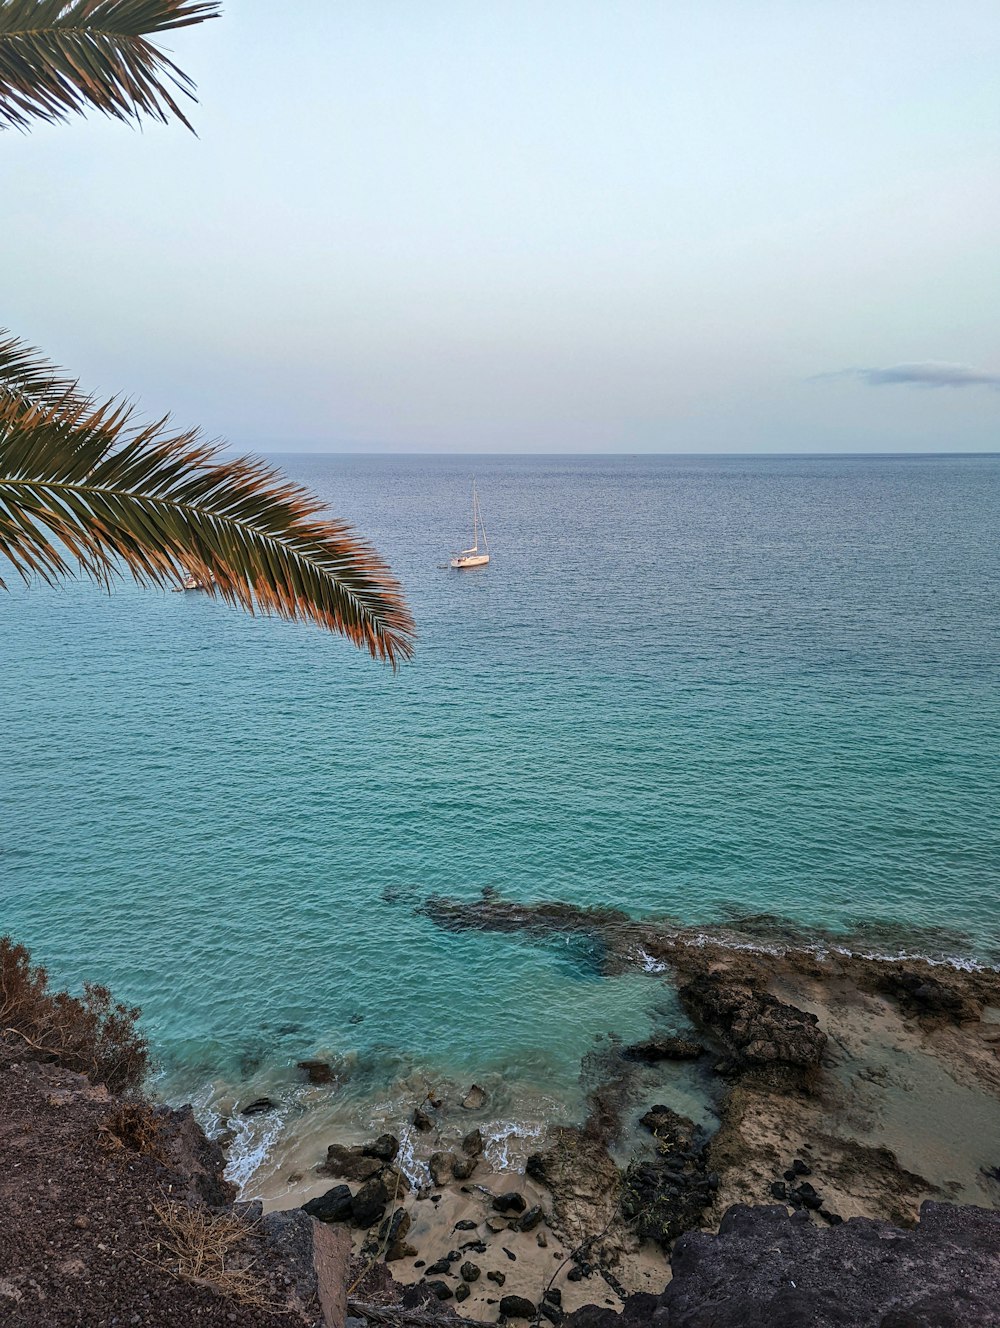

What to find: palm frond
left=0, top=328, right=85, bottom=408
left=0, top=384, right=415, bottom=667
left=0, top=0, right=220, bottom=130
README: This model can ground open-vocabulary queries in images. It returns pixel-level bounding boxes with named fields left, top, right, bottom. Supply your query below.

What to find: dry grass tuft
left=99, top=1101, right=167, bottom=1160
left=151, top=1200, right=277, bottom=1308
left=1, top=935, right=148, bottom=1093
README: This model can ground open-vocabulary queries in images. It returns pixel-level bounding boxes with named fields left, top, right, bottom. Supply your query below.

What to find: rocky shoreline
left=3, top=904, right=1000, bottom=1324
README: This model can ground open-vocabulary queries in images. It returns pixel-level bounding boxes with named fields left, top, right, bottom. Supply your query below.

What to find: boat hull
left=450, top=554, right=490, bottom=569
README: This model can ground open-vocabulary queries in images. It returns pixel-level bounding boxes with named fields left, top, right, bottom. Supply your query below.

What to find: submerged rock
left=623, top=1036, right=704, bottom=1062
left=239, top=1097, right=275, bottom=1116
left=461, top=1083, right=488, bottom=1111
left=297, top=1059, right=334, bottom=1085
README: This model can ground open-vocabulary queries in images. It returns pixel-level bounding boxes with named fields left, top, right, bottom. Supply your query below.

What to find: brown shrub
left=99, top=1100, right=166, bottom=1159
left=151, top=1201, right=275, bottom=1308
left=0, top=935, right=149, bottom=1094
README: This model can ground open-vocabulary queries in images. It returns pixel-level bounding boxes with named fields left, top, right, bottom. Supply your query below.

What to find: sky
left=4, top=0, right=999, bottom=454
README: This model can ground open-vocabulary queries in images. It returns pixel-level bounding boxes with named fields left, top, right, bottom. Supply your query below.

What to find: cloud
left=819, top=362, right=1000, bottom=390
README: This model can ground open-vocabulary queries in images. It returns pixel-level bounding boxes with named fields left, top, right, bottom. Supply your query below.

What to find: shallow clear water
left=3, top=453, right=998, bottom=1190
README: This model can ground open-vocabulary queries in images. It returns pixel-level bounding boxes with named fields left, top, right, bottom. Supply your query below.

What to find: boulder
left=517, top=1206, right=545, bottom=1232
left=452, top=1156, right=477, bottom=1180
left=413, top=1107, right=433, bottom=1131
left=377, top=1207, right=413, bottom=1261
left=874, top=967, right=981, bottom=1025
left=493, top=1191, right=527, bottom=1214
left=487, top=1270, right=506, bottom=1286
left=351, top=1175, right=389, bottom=1228
left=461, top=1084, right=488, bottom=1111
left=462, top=1128, right=485, bottom=1157
left=460, top=1261, right=481, bottom=1282
left=363, top=1133, right=399, bottom=1162
left=425, top=1281, right=453, bottom=1301
left=429, top=1151, right=458, bottom=1186
left=500, top=1294, right=537, bottom=1319
left=679, top=975, right=826, bottom=1077
left=320, top=1143, right=383, bottom=1182
left=455, top=1284, right=470, bottom=1302
left=302, top=1185, right=353, bottom=1224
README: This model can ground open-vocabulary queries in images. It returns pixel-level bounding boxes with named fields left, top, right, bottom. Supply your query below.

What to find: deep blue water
left=2, top=453, right=999, bottom=1184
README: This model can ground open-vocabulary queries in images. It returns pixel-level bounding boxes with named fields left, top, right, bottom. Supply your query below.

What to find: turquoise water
left=2, top=454, right=999, bottom=1185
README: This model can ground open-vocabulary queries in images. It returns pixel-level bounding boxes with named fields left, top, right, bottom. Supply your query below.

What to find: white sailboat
left=450, top=482, right=490, bottom=569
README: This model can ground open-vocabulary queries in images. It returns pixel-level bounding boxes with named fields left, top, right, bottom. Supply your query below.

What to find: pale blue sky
left=4, top=1, right=999, bottom=452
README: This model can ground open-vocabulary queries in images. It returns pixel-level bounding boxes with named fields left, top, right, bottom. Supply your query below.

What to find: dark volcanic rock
left=455, top=1283, right=470, bottom=1303
left=425, top=1258, right=452, bottom=1276
left=363, top=1132, right=399, bottom=1162
left=239, top=1097, right=274, bottom=1116
left=351, top=1175, right=389, bottom=1227
left=429, top=1150, right=458, bottom=1186
left=460, top=1261, right=481, bottom=1282
left=425, top=1280, right=453, bottom=1301
left=492, top=1191, right=527, bottom=1214
left=874, top=967, right=981, bottom=1024
left=623, top=1035, right=704, bottom=1062
left=378, top=1206, right=413, bottom=1260
left=302, top=1184, right=353, bottom=1223
left=413, top=1106, right=433, bottom=1131
left=679, top=974, right=826, bottom=1077
left=321, top=1142, right=383, bottom=1181
left=487, top=1270, right=506, bottom=1287
left=622, top=1106, right=715, bottom=1250
left=564, top=1201, right=1000, bottom=1328
left=517, top=1205, right=545, bottom=1231
left=499, top=1294, right=537, bottom=1319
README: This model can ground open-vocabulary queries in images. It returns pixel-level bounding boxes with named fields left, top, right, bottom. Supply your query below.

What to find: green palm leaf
left=0, top=0, right=219, bottom=130
left=0, top=341, right=415, bottom=666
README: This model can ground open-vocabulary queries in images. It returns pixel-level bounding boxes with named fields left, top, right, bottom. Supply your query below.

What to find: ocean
left=3, top=452, right=998, bottom=1195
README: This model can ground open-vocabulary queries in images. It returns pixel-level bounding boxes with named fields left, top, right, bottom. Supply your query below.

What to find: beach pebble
left=502, top=1246, right=517, bottom=1261
left=425, top=1258, right=451, bottom=1276
left=462, top=1128, right=485, bottom=1157
left=537, top=1232, right=547, bottom=1247
left=455, top=1284, right=470, bottom=1303
left=454, top=1219, right=478, bottom=1231
left=486, top=1217, right=507, bottom=1233
left=425, top=1281, right=453, bottom=1301
left=460, top=1261, right=481, bottom=1282
left=363, top=1133, right=399, bottom=1162
left=791, top=1158, right=812, bottom=1176
left=487, top=1270, right=506, bottom=1287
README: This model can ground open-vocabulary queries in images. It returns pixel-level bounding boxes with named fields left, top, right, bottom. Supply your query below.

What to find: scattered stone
left=486, top=1217, right=507, bottom=1233
left=425, top=1259, right=452, bottom=1277
left=453, top=1156, right=477, bottom=1180
left=567, top=1268, right=583, bottom=1283
left=502, top=1247, right=517, bottom=1261
left=447, top=1250, right=461, bottom=1262
left=769, top=1181, right=787, bottom=1200
left=302, top=1185, right=354, bottom=1224
left=455, top=1283, right=470, bottom=1303
left=461, top=1084, right=488, bottom=1111
left=239, top=1097, right=274, bottom=1116
left=413, top=1107, right=432, bottom=1131
left=544, top=1289, right=563, bottom=1306
left=425, top=1281, right=453, bottom=1301
left=622, top=1036, right=704, bottom=1062
left=791, top=1158, right=812, bottom=1176
left=517, top=1205, right=545, bottom=1231
left=499, top=1294, right=537, bottom=1319
left=460, top=1261, right=481, bottom=1282
left=540, top=1304, right=563, bottom=1324
left=537, top=1231, right=548, bottom=1248
left=462, top=1128, right=484, bottom=1157
left=297, top=1060, right=334, bottom=1085
left=461, top=1240, right=487, bottom=1254
left=454, top=1219, right=478, bottom=1231
left=487, top=1270, right=507, bottom=1287
left=493, top=1191, right=527, bottom=1214
left=820, top=1209, right=843, bottom=1225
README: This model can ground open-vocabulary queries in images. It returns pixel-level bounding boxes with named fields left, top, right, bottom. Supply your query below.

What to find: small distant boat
left=450, top=482, right=490, bottom=569
left=174, top=572, right=212, bottom=592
